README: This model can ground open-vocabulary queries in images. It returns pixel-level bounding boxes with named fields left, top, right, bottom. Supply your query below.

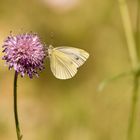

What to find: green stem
left=118, top=0, right=138, bottom=70
left=127, top=1, right=140, bottom=140
left=118, top=0, right=140, bottom=140
left=136, top=0, right=140, bottom=51
left=14, top=72, right=22, bottom=140
left=127, top=74, right=139, bottom=140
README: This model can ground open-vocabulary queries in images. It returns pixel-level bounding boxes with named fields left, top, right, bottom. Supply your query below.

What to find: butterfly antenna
left=50, top=31, right=55, bottom=46
left=10, top=30, right=12, bottom=34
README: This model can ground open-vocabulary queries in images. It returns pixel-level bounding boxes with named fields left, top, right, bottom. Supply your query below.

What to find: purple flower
left=2, top=33, right=46, bottom=78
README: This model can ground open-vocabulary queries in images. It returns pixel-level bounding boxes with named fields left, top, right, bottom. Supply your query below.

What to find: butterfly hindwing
left=50, top=49, right=77, bottom=79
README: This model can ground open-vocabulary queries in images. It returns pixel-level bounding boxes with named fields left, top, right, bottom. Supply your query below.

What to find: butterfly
left=47, top=45, right=89, bottom=79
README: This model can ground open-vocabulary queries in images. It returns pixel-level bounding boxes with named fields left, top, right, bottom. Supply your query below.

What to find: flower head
left=2, top=33, right=46, bottom=78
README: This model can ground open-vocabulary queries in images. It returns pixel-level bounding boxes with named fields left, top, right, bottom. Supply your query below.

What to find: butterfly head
left=49, top=45, right=54, bottom=49
left=48, top=45, right=54, bottom=56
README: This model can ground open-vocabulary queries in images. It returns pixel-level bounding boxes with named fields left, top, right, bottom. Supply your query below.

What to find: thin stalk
left=14, top=72, right=22, bottom=140
left=136, top=0, right=140, bottom=50
left=118, top=0, right=139, bottom=70
left=127, top=1, right=140, bottom=140
left=127, top=74, right=139, bottom=140
left=118, top=0, right=140, bottom=140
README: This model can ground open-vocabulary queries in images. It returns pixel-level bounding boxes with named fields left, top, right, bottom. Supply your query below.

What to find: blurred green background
left=0, top=0, right=140, bottom=140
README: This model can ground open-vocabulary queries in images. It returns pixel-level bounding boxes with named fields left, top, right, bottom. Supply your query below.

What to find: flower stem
left=14, top=72, right=22, bottom=140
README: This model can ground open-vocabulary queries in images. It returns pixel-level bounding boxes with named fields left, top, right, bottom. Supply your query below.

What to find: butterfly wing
left=49, top=49, right=77, bottom=79
left=48, top=46, right=89, bottom=79
left=54, top=47, right=89, bottom=68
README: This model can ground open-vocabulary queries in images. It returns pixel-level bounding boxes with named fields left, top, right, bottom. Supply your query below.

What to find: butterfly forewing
left=54, top=47, right=89, bottom=68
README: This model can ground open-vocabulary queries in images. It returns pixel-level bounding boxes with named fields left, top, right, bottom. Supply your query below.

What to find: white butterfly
left=48, top=45, right=89, bottom=79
